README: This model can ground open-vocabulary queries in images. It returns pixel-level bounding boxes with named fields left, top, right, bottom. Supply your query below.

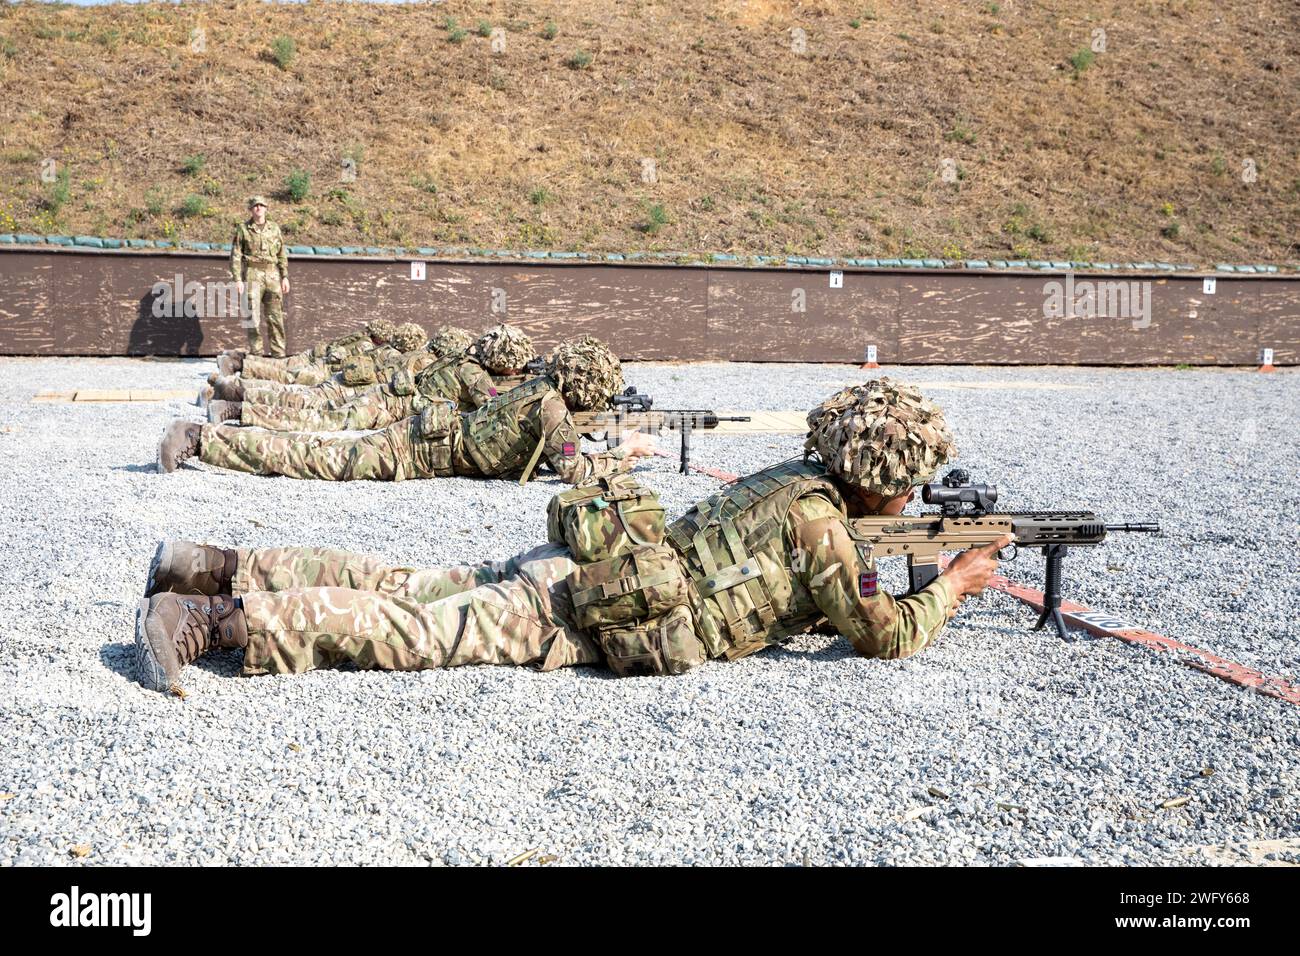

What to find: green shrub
left=144, top=188, right=164, bottom=216
left=642, top=203, right=669, bottom=235
left=180, top=153, right=205, bottom=176
left=1069, top=48, right=1095, bottom=74
left=178, top=194, right=206, bottom=219
left=270, top=36, right=296, bottom=70
left=541, top=21, right=558, bottom=40
left=47, top=167, right=72, bottom=213
left=529, top=187, right=552, bottom=206
left=284, top=169, right=311, bottom=203
left=567, top=49, right=592, bottom=70
left=476, top=20, right=493, bottom=38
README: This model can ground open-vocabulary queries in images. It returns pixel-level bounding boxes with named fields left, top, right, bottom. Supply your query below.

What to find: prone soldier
left=208, top=324, right=533, bottom=432
left=208, top=321, right=430, bottom=411
left=135, top=378, right=1007, bottom=690
left=215, top=318, right=400, bottom=388
left=157, top=336, right=657, bottom=483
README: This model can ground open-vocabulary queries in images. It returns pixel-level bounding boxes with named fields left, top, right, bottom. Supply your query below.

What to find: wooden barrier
left=0, top=247, right=1295, bottom=364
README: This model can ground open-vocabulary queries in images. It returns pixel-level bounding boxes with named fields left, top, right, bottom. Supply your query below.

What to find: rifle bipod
left=1032, top=543, right=1073, bottom=640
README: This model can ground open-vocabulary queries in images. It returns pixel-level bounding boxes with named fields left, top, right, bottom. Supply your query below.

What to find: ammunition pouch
left=341, top=356, right=377, bottom=386
left=567, top=544, right=703, bottom=676
left=569, top=544, right=688, bottom=629
left=416, top=399, right=457, bottom=440
left=547, top=475, right=665, bottom=564
left=596, top=604, right=704, bottom=677
left=390, top=368, right=417, bottom=396
left=406, top=401, right=456, bottom=478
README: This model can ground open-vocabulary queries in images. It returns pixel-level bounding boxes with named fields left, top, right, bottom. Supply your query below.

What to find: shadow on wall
left=127, top=287, right=204, bottom=355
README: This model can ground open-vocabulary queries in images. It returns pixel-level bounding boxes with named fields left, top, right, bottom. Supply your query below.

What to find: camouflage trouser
left=244, top=266, right=285, bottom=358
left=199, top=418, right=451, bottom=481
left=241, top=356, right=330, bottom=387
left=242, top=378, right=363, bottom=410
left=234, top=543, right=601, bottom=675
left=242, top=385, right=416, bottom=432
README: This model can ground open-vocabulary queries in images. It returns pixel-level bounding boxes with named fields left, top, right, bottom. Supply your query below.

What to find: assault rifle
left=848, top=469, right=1159, bottom=639
left=571, top=388, right=750, bottom=474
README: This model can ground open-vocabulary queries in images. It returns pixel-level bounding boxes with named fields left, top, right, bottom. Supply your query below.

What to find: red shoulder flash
left=562, top=441, right=576, bottom=457
left=859, top=571, right=878, bottom=598
left=488, top=387, right=498, bottom=396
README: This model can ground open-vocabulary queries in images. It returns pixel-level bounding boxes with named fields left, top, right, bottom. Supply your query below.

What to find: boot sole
left=134, top=598, right=172, bottom=693
left=145, top=540, right=170, bottom=597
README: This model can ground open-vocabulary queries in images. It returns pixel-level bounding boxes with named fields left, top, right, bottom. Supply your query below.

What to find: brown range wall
left=0, top=248, right=1294, bottom=364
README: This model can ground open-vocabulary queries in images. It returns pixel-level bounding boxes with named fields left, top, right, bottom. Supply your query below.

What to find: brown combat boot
left=212, top=375, right=245, bottom=402
left=207, top=400, right=243, bottom=424
left=134, top=593, right=247, bottom=692
left=146, top=540, right=237, bottom=597
left=157, top=420, right=202, bottom=473
left=217, top=351, right=245, bottom=376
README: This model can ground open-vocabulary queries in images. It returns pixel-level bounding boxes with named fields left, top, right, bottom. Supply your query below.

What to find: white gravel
left=0, top=357, right=1296, bottom=866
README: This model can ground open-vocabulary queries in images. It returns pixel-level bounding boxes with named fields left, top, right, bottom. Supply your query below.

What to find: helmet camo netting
left=473, top=324, right=536, bottom=373
left=391, top=322, right=428, bottom=353
left=365, top=318, right=398, bottom=344
left=804, top=378, right=956, bottom=496
left=428, top=325, right=475, bottom=357
left=551, top=336, right=623, bottom=411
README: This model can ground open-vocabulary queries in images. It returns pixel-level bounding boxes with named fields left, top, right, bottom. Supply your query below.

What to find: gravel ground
left=0, top=357, right=1296, bottom=866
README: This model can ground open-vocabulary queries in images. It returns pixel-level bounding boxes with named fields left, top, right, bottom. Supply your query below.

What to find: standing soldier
left=230, top=196, right=289, bottom=358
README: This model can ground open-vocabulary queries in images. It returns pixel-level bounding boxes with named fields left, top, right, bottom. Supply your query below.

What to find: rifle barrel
left=1105, top=523, right=1161, bottom=533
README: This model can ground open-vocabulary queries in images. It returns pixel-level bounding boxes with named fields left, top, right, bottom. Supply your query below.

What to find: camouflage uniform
left=239, top=353, right=502, bottom=432
left=224, top=460, right=955, bottom=676
left=238, top=344, right=410, bottom=409
left=199, top=377, right=630, bottom=484
left=239, top=330, right=377, bottom=385
left=230, top=214, right=289, bottom=358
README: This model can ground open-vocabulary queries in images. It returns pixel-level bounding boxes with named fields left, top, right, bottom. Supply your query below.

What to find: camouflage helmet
left=428, top=325, right=475, bottom=357
left=804, top=378, right=956, bottom=496
left=366, top=318, right=398, bottom=345
left=391, top=322, right=428, bottom=353
left=550, top=335, right=624, bottom=411
left=472, top=323, right=536, bottom=374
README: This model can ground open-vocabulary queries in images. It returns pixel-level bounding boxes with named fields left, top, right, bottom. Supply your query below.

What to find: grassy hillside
left=0, top=0, right=1297, bottom=263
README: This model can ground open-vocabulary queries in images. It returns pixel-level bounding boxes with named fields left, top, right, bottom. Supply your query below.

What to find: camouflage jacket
left=456, top=377, right=628, bottom=484
left=667, top=460, right=957, bottom=662
left=230, top=219, right=288, bottom=281
left=414, top=355, right=500, bottom=409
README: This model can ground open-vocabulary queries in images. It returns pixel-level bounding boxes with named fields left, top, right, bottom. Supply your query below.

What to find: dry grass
left=0, top=0, right=1297, bottom=262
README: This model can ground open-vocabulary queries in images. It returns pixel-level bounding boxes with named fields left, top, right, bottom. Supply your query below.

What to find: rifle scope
left=922, top=468, right=998, bottom=516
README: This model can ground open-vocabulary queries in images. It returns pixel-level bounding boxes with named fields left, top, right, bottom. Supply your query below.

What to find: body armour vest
left=666, top=459, right=844, bottom=660
left=458, top=377, right=553, bottom=479
left=413, top=354, right=478, bottom=404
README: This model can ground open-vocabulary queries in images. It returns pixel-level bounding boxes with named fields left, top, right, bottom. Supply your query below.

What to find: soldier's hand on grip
left=618, top=430, right=657, bottom=462
left=944, top=533, right=1012, bottom=600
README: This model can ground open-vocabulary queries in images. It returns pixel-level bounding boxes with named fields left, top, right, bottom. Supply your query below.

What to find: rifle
left=571, top=389, right=750, bottom=474
left=848, top=468, right=1159, bottom=639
